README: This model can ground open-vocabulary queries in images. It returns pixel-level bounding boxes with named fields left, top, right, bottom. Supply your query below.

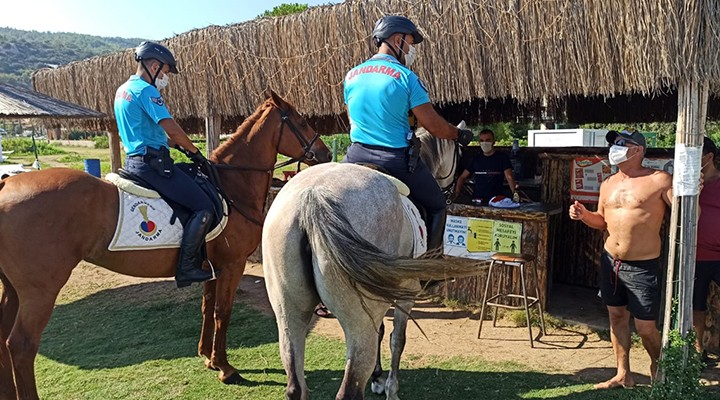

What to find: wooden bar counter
left=437, top=202, right=562, bottom=308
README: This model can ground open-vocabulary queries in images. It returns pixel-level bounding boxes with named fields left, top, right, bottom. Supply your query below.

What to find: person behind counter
left=454, top=128, right=518, bottom=205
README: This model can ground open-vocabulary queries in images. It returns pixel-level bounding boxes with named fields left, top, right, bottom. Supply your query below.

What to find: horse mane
left=416, top=127, right=442, bottom=171
left=213, top=99, right=273, bottom=155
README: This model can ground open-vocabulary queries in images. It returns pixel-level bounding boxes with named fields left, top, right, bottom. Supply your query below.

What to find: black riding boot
left=425, top=207, right=447, bottom=254
left=176, top=210, right=216, bottom=288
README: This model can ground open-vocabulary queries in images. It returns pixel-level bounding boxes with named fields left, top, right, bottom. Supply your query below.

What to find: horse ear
left=264, top=88, right=284, bottom=107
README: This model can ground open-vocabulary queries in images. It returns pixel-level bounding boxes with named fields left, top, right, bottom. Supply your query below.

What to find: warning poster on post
left=444, top=216, right=522, bottom=259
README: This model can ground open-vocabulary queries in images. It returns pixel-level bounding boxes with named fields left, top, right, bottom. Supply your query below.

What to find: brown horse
left=0, top=89, right=331, bottom=400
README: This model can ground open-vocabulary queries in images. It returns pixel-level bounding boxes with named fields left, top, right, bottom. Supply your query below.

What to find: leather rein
left=206, top=104, right=320, bottom=227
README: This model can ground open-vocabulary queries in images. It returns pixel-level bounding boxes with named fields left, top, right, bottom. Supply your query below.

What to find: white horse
left=263, top=125, right=478, bottom=400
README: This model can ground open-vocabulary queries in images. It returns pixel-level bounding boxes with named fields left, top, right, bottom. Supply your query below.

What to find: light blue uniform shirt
left=343, top=54, right=430, bottom=148
left=114, top=75, right=172, bottom=156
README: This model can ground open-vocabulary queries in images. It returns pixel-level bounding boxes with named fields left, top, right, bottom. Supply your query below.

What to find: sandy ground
left=59, top=261, right=720, bottom=390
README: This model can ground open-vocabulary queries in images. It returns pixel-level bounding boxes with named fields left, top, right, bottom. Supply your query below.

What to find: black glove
left=457, top=128, right=474, bottom=146
left=189, top=150, right=208, bottom=165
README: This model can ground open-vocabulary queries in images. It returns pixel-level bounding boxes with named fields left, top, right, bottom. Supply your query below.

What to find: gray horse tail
left=297, top=186, right=485, bottom=303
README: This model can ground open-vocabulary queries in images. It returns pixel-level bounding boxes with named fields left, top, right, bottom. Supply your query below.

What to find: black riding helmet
left=134, top=41, right=179, bottom=74
left=372, top=15, right=424, bottom=47
left=135, top=42, right=178, bottom=74
left=134, top=41, right=178, bottom=88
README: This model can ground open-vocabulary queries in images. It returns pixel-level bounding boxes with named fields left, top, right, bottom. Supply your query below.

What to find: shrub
left=58, top=153, right=84, bottom=163
left=650, top=330, right=704, bottom=400
left=1, top=138, right=65, bottom=155
left=93, top=135, right=109, bottom=149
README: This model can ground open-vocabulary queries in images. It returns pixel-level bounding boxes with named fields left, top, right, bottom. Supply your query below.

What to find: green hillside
left=0, top=27, right=145, bottom=87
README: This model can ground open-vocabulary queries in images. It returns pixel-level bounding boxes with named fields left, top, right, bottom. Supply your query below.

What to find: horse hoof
left=371, top=378, right=386, bottom=395
left=204, top=359, right=219, bottom=371
left=221, top=371, right=246, bottom=385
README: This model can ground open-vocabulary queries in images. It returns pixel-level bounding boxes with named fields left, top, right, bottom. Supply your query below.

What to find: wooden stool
left=477, top=253, right=546, bottom=347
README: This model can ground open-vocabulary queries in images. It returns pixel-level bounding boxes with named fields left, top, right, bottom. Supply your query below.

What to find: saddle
left=104, top=164, right=228, bottom=251
left=115, top=163, right=225, bottom=229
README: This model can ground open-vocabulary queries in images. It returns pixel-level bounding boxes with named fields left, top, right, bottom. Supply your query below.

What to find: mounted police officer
left=114, top=41, right=217, bottom=287
left=342, top=15, right=473, bottom=251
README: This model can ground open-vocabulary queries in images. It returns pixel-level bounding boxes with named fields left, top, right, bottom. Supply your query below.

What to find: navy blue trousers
left=343, top=143, right=445, bottom=214
left=124, top=157, right=214, bottom=215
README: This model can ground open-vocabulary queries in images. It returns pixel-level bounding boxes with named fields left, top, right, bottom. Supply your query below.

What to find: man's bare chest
left=604, top=179, right=660, bottom=209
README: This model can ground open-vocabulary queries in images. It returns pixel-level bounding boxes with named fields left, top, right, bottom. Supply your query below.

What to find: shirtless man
left=569, top=129, right=672, bottom=389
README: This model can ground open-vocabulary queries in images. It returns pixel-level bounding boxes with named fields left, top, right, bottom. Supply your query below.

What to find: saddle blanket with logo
left=108, top=188, right=228, bottom=251
left=400, top=195, right=427, bottom=258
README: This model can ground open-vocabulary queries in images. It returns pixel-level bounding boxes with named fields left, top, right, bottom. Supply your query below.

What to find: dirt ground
left=61, top=261, right=720, bottom=390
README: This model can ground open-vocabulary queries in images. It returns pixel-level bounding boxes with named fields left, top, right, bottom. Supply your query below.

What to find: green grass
left=27, top=280, right=665, bottom=400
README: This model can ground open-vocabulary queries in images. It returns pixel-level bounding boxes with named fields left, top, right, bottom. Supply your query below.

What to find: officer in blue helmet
left=114, top=41, right=217, bottom=287
left=343, top=15, right=474, bottom=251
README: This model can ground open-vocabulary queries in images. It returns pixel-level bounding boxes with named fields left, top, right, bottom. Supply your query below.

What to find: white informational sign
left=444, top=216, right=476, bottom=258
left=672, top=143, right=702, bottom=196
left=444, top=215, right=522, bottom=260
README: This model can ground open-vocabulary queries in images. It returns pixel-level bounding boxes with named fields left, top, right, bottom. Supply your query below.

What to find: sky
left=0, top=0, right=338, bottom=40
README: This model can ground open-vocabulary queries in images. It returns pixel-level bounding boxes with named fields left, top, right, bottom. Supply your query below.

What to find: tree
left=258, top=3, right=309, bottom=18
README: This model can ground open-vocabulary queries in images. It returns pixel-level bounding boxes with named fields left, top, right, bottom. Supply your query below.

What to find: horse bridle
left=273, top=106, right=321, bottom=169
left=210, top=103, right=321, bottom=226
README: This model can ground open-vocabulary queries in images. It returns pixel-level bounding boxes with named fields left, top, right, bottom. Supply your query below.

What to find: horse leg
left=384, top=299, right=414, bottom=400
left=335, top=300, right=387, bottom=400
left=275, top=296, right=315, bottom=400
left=198, top=280, right=218, bottom=369
left=370, top=321, right=386, bottom=395
left=208, top=261, right=246, bottom=384
left=263, top=222, right=319, bottom=400
left=6, top=289, right=61, bottom=400
left=0, top=277, right=18, bottom=400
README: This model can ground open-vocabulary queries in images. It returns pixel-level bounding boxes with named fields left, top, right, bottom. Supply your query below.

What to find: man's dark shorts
left=693, top=260, right=720, bottom=312
left=599, top=250, right=660, bottom=321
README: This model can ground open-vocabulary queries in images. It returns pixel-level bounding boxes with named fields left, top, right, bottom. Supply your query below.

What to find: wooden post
left=205, top=115, right=221, bottom=156
left=107, top=126, right=122, bottom=173
left=659, top=79, right=708, bottom=376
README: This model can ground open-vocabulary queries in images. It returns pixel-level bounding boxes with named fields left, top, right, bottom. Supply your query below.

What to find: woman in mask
left=454, top=128, right=518, bottom=205
left=114, top=41, right=217, bottom=287
left=342, top=15, right=473, bottom=252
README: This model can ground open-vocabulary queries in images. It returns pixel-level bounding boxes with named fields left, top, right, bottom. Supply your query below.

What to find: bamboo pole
left=659, top=79, right=708, bottom=378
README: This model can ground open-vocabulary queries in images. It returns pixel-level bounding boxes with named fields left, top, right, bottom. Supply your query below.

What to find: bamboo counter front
left=438, top=202, right=562, bottom=308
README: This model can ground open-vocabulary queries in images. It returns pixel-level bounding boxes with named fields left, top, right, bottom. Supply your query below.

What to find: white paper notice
left=672, top=143, right=702, bottom=196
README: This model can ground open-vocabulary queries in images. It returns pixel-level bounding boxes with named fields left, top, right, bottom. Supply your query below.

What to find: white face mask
left=608, top=145, right=631, bottom=165
left=400, top=41, right=417, bottom=67
left=480, top=142, right=493, bottom=153
left=155, top=72, right=169, bottom=90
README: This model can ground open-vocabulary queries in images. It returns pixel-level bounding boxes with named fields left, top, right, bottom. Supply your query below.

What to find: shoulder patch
left=150, top=96, right=164, bottom=106
left=418, top=79, right=428, bottom=93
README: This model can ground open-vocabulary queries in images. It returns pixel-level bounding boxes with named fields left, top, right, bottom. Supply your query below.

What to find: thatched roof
left=0, top=84, right=105, bottom=119
left=32, top=0, right=720, bottom=125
